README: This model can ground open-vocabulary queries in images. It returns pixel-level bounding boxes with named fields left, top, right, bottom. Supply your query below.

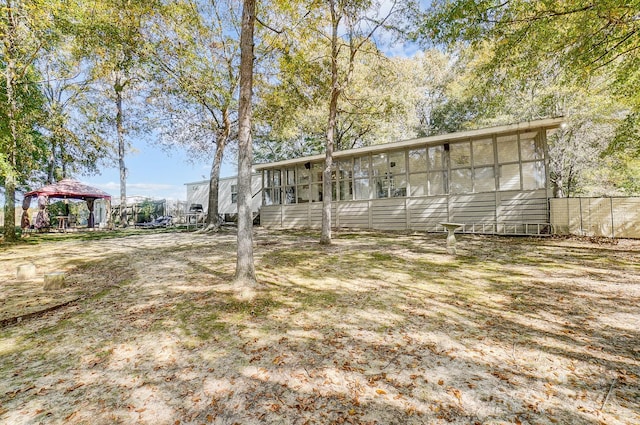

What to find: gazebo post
left=21, top=196, right=31, bottom=230
left=86, top=198, right=95, bottom=228
left=106, top=199, right=112, bottom=229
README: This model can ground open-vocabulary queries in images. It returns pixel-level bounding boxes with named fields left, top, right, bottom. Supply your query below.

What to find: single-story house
left=253, top=117, right=565, bottom=235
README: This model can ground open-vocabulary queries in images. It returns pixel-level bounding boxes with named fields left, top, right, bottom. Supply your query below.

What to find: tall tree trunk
left=234, top=0, right=257, bottom=285
left=3, top=2, right=18, bottom=242
left=205, top=138, right=224, bottom=230
left=115, top=75, right=127, bottom=227
left=320, top=1, right=341, bottom=246
left=47, top=143, right=55, bottom=184
left=205, top=111, right=231, bottom=231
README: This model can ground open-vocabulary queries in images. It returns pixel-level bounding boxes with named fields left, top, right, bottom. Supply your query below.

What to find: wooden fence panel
left=550, top=197, right=640, bottom=238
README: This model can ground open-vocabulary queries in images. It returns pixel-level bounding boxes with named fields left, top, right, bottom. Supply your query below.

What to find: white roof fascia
left=184, top=173, right=260, bottom=186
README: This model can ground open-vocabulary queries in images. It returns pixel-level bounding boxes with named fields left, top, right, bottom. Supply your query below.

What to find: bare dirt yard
left=1, top=228, right=639, bottom=425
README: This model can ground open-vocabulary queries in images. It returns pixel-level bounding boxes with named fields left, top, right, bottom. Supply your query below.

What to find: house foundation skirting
left=261, top=189, right=550, bottom=236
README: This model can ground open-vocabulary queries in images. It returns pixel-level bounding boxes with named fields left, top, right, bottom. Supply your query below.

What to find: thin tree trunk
left=320, top=1, right=341, bottom=246
left=3, top=2, right=18, bottom=242
left=205, top=110, right=231, bottom=231
left=3, top=76, right=18, bottom=241
left=116, top=75, right=127, bottom=227
left=205, top=137, right=224, bottom=230
left=234, top=0, right=257, bottom=285
left=47, top=143, right=55, bottom=184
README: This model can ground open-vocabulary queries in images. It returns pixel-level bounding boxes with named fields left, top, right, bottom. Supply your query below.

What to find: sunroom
left=254, top=117, right=563, bottom=235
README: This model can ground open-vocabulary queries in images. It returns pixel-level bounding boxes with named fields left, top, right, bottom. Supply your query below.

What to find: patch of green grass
left=296, top=289, right=338, bottom=308
left=217, top=295, right=283, bottom=318
left=175, top=301, right=228, bottom=340
left=260, top=249, right=318, bottom=268
left=15, top=227, right=188, bottom=246
left=370, top=251, right=394, bottom=262
left=173, top=295, right=288, bottom=340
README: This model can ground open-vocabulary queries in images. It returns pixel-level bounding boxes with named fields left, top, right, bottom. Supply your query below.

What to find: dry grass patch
left=1, top=229, right=639, bottom=424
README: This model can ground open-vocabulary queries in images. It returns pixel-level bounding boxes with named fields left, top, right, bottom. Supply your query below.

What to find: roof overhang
left=24, top=178, right=112, bottom=201
left=254, top=117, right=565, bottom=171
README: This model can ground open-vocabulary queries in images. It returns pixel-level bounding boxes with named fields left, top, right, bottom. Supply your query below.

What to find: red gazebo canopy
left=25, top=178, right=111, bottom=201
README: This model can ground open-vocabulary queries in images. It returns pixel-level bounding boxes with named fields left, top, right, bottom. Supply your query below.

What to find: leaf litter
left=0, top=229, right=639, bottom=424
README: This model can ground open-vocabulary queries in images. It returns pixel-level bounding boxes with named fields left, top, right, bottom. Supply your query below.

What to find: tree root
left=0, top=297, right=81, bottom=329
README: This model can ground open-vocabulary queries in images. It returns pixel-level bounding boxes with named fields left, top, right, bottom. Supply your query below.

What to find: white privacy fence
left=550, top=197, right=640, bottom=239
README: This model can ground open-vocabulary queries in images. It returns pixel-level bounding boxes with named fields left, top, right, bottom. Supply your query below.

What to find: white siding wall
left=408, top=197, right=448, bottom=232
left=185, top=174, right=262, bottom=215
left=337, top=201, right=370, bottom=228
left=261, top=190, right=550, bottom=234
left=261, top=207, right=282, bottom=227
left=450, top=193, right=496, bottom=224
left=371, top=199, right=407, bottom=230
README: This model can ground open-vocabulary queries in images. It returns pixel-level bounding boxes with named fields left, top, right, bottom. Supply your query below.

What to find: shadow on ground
left=1, top=229, right=638, bottom=424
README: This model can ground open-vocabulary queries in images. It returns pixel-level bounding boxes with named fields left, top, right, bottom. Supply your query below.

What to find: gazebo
left=22, top=178, right=112, bottom=230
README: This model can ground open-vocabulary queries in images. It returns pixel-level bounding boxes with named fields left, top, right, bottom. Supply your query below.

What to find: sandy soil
left=0, top=229, right=639, bottom=424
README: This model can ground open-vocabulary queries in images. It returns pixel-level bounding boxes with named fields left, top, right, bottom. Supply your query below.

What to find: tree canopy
left=421, top=0, right=640, bottom=109
left=2, top=0, right=640, bottom=243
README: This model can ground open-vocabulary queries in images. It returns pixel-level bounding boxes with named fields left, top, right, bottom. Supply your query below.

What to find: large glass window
left=354, top=156, right=370, bottom=199
left=284, top=168, right=296, bottom=204
left=520, top=131, right=545, bottom=190
left=296, top=164, right=310, bottom=203
left=429, top=171, right=446, bottom=195
left=312, top=162, right=323, bottom=182
left=428, top=145, right=445, bottom=170
left=389, top=151, right=407, bottom=197
left=449, top=142, right=471, bottom=194
left=473, top=138, right=494, bottom=166
left=520, top=131, right=543, bottom=160
left=522, top=161, right=546, bottom=190
left=354, top=178, right=370, bottom=200
left=499, top=163, right=520, bottom=190
left=474, top=166, right=496, bottom=192
left=409, top=148, right=427, bottom=173
left=372, top=153, right=389, bottom=198
left=497, top=134, right=520, bottom=191
left=472, top=138, right=495, bottom=192
left=354, top=156, right=369, bottom=177
left=297, top=164, right=310, bottom=184
left=263, top=169, right=281, bottom=205
left=337, top=159, right=353, bottom=201
left=311, top=162, right=323, bottom=202
left=450, top=168, right=472, bottom=194
left=497, top=134, right=519, bottom=164
left=450, top=142, right=471, bottom=167
left=428, top=145, right=447, bottom=195
left=409, top=173, right=427, bottom=197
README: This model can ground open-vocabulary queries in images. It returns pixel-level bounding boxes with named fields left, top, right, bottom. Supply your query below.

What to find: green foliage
left=37, top=45, right=112, bottom=181
left=422, top=1, right=640, bottom=110
left=415, top=10, right=640, bottom=195
left=0, top=63, right=48, bottom=188
left=255, top=27, right=420, bottom=162
left=136, top=199, right=162, bottom=223
left=46, top=200, right=87, bottom=227
left=146, top=0, right=241, bottom=156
